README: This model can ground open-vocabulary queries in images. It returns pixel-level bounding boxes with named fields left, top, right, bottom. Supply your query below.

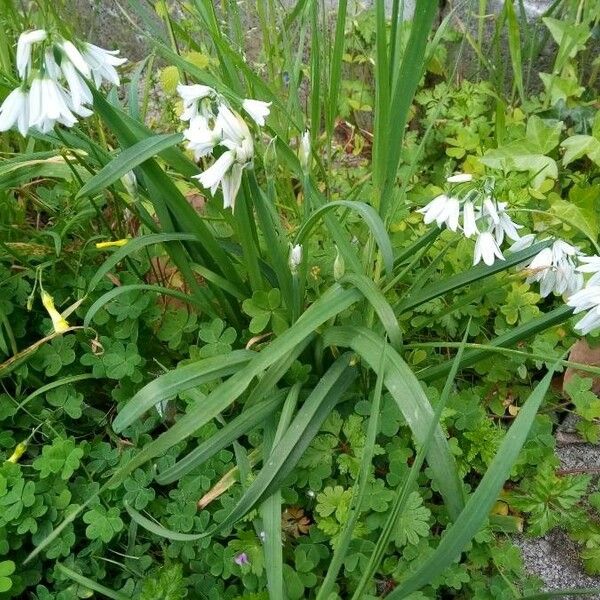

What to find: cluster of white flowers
left=0, top=29, right=126, bottom=136
left=416, top=173, right=600, bottom=335
left=178, top=84, right=271, bottom=211
left=418, top=173, right=522, bottom=267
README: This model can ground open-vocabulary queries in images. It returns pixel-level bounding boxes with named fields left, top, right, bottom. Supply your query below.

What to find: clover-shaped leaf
left=83, top=506, right=124, bottom=543
left=33, top=438, right=83, bottom=480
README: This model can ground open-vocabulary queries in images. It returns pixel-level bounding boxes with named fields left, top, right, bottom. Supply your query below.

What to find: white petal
left=446, top=173, right=473, bottom=183
left=418, top=195, right=448, bottom=225
left=0, top=88, right=27, bottom=132
left=60, top=40, right=91, bottom=77
left=217, top=104, right=251, bottom=146
left=221, top=162, right=243, bottom=210
left=575, top=306, right=600, bottom=335
left=242, top=99, right=271, bottom=126
left=28, top=79, right=44, bottom=127
left=529, top=248, right=553, bottom=271
left=509, top=233, right=536, bottom=253
left=195, top=150, right=235, bottom=190
left=62, top=60, right=92, bottom=110
left=483, top=198, right=500, bottom=224
left=462, top=201, right=479, bottom=238
left=445, top=197, right=460, bottom=231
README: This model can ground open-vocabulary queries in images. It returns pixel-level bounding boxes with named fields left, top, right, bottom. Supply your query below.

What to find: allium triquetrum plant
left=2, top=0, right=600, bottom=596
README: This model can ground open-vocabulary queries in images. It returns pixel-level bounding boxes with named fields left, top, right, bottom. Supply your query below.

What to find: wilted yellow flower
left=41, top=290, right=70, bottom=334
left=6, top=442, right=27, bottom=464
left=95, top=239, right=129, bottom=249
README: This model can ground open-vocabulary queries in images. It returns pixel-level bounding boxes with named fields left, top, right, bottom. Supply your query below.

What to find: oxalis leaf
left=386, top=361, right=559, bottom=597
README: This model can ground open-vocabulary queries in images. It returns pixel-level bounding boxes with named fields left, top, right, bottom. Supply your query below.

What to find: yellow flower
left=6, top=442, right=27, bottom=464
left=95, top=239, right=129, bottom=249
left=41, top=290, right=70, bottom=334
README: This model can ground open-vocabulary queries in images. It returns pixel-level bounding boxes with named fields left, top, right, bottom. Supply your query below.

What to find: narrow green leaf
left=55, top=564, right=128, bottom=600
left=87, top=233, right=200, bottom=294
left=352, top=324, right=470, bottom=599
left=84, top=284, right=203, bottom=328
left=112, top=350, right=253, bottom=433
left=505, top=0, right=525, bottom=102
left=397, top=240, right=553, bottom=313
left=260, top=383, right=301, bottom=600
left=381, top=1, right=438, bottom=217
left=132, top=356, right=357, bottom=540
left=342, top=273, right=402, bottom=349
left=326, top=0, right=348, bottom=139
left=156, top=390, right=286, bottom=484
left=317, top=343, right=386, bottom=600
left=26, top=286, right=361, bottom=564
left=420, top=304, right=573, bottom=382
left=76, top=133, right=183, bottom=199
left=15, top=373, right=96, bottom=414
left=126, top=505, right=205, bottom=541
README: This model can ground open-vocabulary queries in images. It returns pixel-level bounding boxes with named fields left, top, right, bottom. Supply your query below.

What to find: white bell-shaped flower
left=242, top=98, right=271, bottom=126
left=474, top=231, right=504, bottom=266
left=16, top=29, right=47, bottom=79
left=0, top=88, right=29, bottom=136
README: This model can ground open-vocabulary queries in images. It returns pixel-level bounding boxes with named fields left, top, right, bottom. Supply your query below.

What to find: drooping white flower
left=28, top=77, right=79, bottom=133
left=177, top=84, right=216, bottom=121
left=299, top=130, right=310, bottom=172
left=446, top=173, right=473, bottom=183
left=288, top=244, right=303, bottom=272
left=0, top=87, right=29, bottom=136
left=61, top=59, right=93, bottom=113
left=482, top=197, right=500, bottom=224
left=59, top=39, right=91, bottom=77
left=16, top=29, right=47, bottom=79
left=418, top=194, right=460, bottom=231
left=242, top=98, right=271, bottom=126
left=221, top=162, right=243, bottom=210
left=217, top=105, right=253, bottom=153
left=577, top=256, right=600, bottom=287
left=568, top=286, right=600, bottom=335
left=82, top=43, right=126, bottom=87
left=525, top=240, right=583, bottom=298
left=44, top=48, right=61, bottom=80
left=462, top=201, right=479, bottom=238
left=474, top=231, right=504, bottom=266
left=184, top=115, right=222, bottom=159
left=195, top=150, right=236, bottom=192
left=184, top=93, right=256, bottom=211
left=493, top=202, right=522, bottom=245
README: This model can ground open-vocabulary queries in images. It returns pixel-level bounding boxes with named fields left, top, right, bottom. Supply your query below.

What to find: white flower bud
left=333, top=246, right=345, bottom=280
left=289, top=244, right=303, bottom=273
